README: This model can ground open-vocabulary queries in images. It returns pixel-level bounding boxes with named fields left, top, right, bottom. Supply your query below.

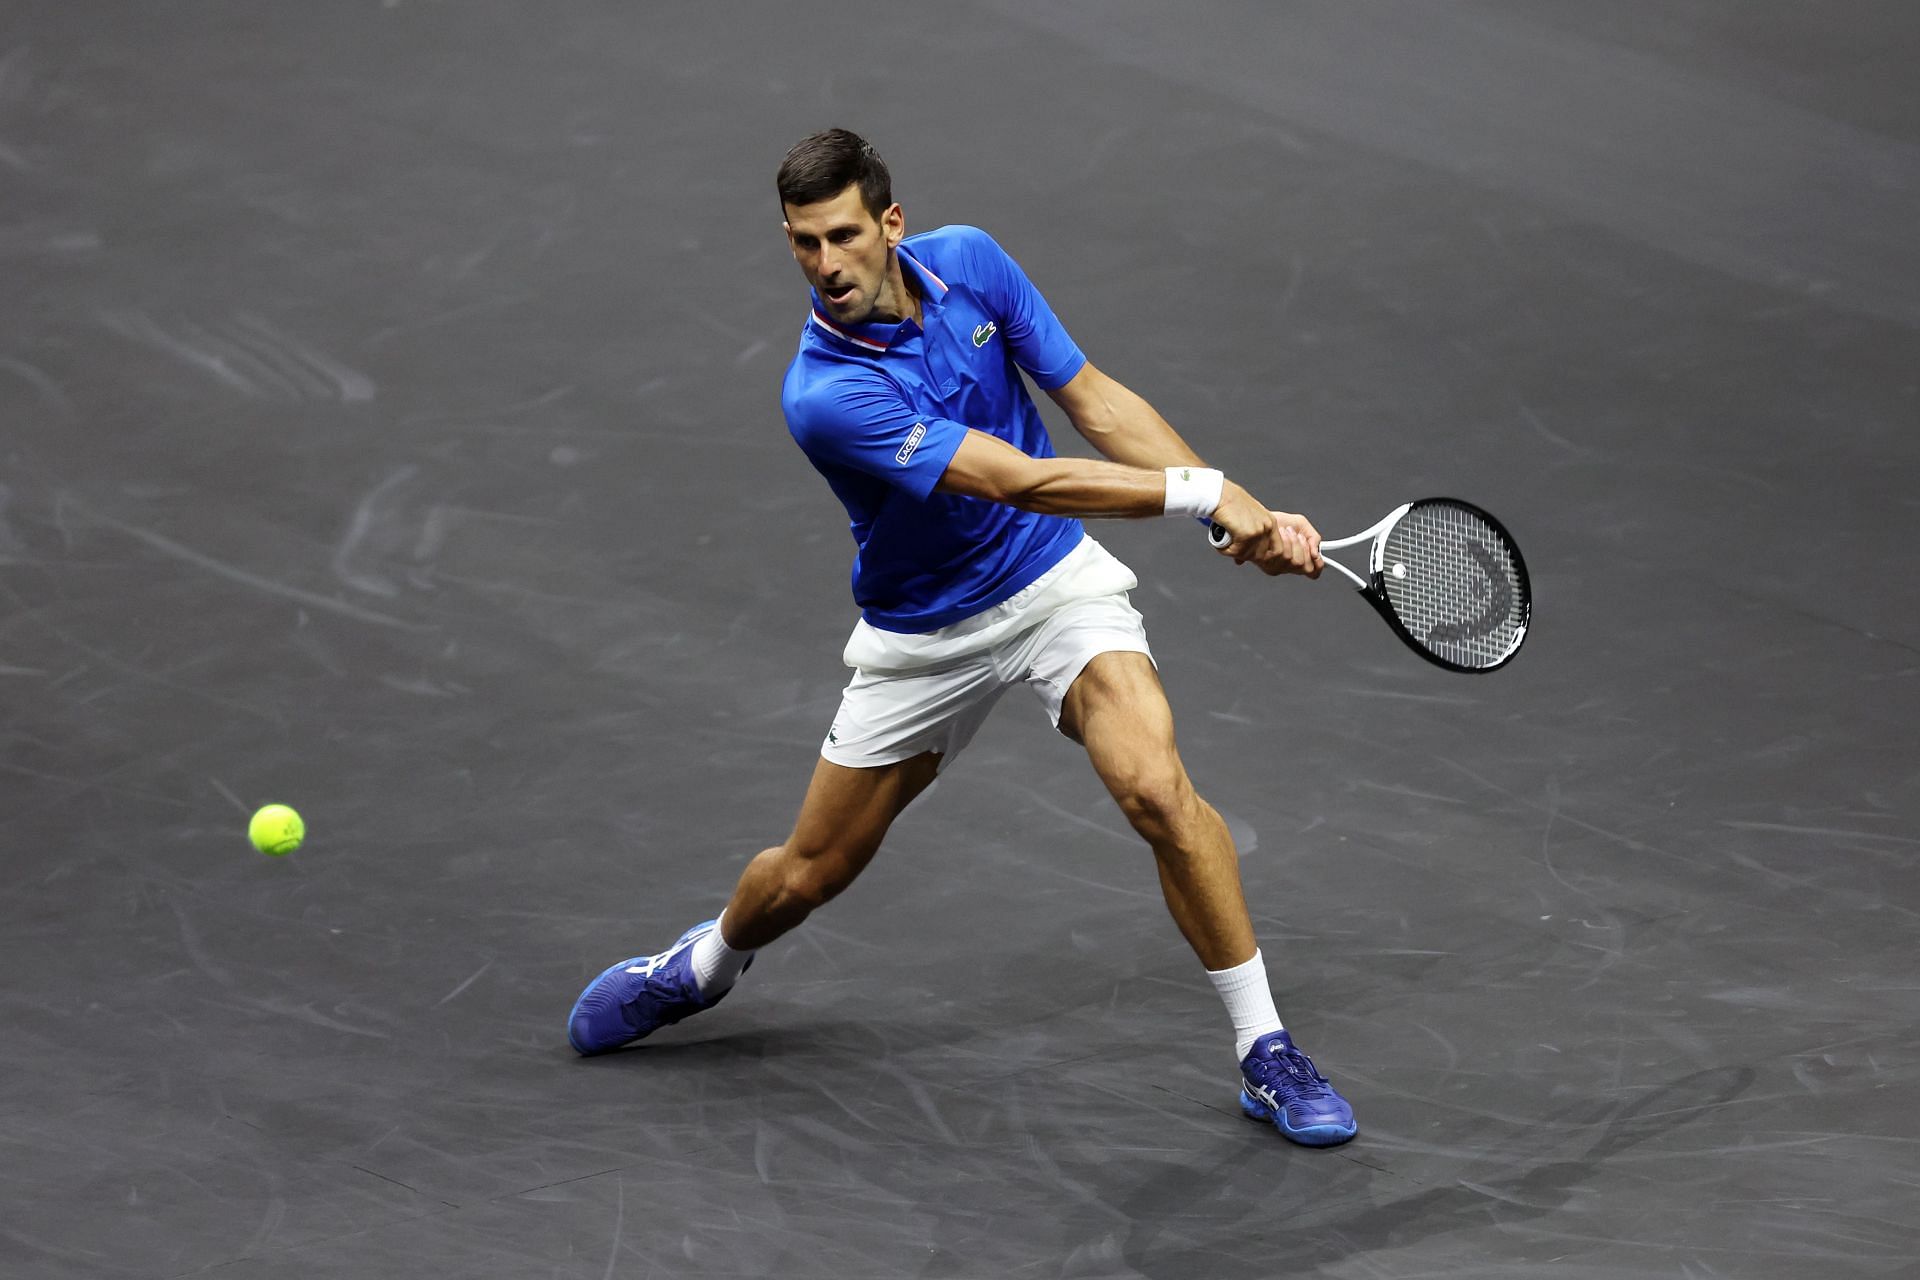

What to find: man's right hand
left=1211, top=483, right=1324, bottom=577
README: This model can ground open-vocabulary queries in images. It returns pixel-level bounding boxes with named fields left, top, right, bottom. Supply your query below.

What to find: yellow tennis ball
left=249, top=804, right=305, bottom=856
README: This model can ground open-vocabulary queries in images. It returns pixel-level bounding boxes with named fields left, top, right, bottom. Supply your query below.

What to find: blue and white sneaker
left=567, top=920, right=748, bottom=1055
left=1239, top=1030, right=1358, bottom=1147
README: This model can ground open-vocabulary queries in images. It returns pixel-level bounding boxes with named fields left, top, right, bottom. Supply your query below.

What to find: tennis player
left=569, top=129, right=1356, bottom=1146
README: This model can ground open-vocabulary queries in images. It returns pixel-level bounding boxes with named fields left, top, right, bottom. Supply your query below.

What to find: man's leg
left=719, top=751, right=943, bottom=952
left=1056, top=651, right=1254, bottom=971
left=568, top=750, right=939, bottom=1054
left=1057, top=650, right=1356, bottom=1146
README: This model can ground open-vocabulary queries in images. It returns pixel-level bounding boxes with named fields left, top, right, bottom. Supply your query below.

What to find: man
left=568, top=129, right=1356, bottom=1147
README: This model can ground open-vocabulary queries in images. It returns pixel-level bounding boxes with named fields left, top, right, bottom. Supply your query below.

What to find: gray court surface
left=4, top=3, right=1917, bottom=1277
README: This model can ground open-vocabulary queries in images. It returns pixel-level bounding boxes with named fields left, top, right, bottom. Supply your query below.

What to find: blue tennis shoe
left=567, top=920, right=747, bottom=1055
left=1239, top=1030, right=1358, bottom=1147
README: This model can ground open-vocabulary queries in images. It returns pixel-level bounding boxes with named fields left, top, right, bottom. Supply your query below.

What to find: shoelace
left=1268, top=1048, right=1335, bottom=1101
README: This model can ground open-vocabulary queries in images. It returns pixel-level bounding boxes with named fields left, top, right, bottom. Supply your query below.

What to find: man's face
left=784, top=184, right=903, bottom=324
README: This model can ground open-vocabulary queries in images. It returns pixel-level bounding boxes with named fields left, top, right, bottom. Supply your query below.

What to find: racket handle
left=1207, top=518, right=1351, bottom=586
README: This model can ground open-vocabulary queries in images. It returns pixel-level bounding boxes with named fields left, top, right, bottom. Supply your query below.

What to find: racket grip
left=1206, top=521, right=1230, bottom=549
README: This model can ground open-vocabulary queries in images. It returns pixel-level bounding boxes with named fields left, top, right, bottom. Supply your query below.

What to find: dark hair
left=776, top=128, right=892, bottom=219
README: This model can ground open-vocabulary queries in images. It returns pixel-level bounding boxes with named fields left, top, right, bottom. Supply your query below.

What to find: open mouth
left=823, top=282, right=856, bottom=305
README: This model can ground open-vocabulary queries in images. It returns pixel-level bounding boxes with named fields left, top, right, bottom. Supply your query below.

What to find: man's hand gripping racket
left=1209, top=498, right=1531, bottom=673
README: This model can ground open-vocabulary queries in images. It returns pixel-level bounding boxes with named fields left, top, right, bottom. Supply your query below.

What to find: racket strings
left=1379, top=503, right=1527, bottom=669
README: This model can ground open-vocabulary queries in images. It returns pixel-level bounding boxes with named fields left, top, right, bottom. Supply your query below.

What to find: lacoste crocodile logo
left=972, top=321, right=997, bottom=348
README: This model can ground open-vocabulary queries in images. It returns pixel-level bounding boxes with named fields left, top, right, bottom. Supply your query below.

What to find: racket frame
left=1208, top=498, right=1529, bottom=674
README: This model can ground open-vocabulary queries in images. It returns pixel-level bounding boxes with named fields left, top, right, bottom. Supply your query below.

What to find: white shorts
left=820, top=536, right=1154, bottom=770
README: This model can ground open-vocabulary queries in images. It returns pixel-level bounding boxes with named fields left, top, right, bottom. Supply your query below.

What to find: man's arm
left=934, top=429, right=1320, bottom=577
left=1045, top=361, right=1203, bottom=470
left=950, top=230, right=1311, bottom=567
left=1036, top=362, right=1322, bottom=575
left=934, top=429, right=1167, bottom=517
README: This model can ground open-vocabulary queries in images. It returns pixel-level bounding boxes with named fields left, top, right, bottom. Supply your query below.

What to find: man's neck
left=870, top=253, right=923, bottom=328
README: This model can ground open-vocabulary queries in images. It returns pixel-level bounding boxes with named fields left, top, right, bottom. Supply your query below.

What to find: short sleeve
left=784, top=372, right=970, bottom=501
left=962, top=228, right=1086, bottom=390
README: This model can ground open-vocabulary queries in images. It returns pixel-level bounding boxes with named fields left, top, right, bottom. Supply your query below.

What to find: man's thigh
left=1056, top=650, right=1177, bottom=758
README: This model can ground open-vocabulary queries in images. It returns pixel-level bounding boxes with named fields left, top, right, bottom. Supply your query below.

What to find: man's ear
left=882, top=202, right=905, bottom=247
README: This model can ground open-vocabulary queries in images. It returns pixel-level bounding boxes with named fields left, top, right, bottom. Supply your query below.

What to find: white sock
left=690, top=913, right=752, bottom=995
left=1207, top=949, right=1284, bottom=1062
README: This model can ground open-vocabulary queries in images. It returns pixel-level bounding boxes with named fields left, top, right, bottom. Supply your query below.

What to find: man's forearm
left=1011, top=456, right=1179, bottom=518
left=935, top=422, right=1226, bottom=522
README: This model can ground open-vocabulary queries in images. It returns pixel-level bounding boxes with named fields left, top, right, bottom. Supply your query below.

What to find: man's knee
left=771, top=835, right=869, bottom=910
left=762, top=752, right=934, bottom=915
left=1109, top=758, right=1197, bottom=843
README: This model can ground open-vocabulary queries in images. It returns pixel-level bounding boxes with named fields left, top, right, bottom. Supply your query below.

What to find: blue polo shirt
left=782, top=225, right=1088, bottom=632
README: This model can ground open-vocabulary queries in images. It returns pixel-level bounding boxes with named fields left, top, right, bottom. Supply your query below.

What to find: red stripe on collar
left=809, top=310, right=890, bottom=352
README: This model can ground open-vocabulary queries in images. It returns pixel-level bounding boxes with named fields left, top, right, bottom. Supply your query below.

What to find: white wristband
left=1162, top=466, right=1224, bottom=520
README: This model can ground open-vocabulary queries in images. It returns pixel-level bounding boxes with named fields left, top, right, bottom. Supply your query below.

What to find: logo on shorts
left=827, top=726, right=839, bottom=745
left=972, top=321, right=997, bottom=348
left=895, top=422, right=926, bottom=465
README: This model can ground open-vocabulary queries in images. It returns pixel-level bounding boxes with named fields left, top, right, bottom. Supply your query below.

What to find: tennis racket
left=1208, top=498, right=1531, bottom=673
